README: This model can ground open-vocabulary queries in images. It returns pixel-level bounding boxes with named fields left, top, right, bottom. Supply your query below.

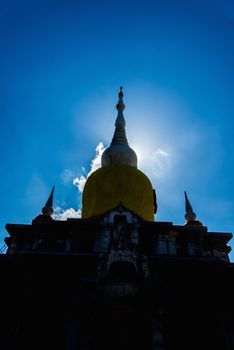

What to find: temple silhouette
left=1, top=88, right=234, bottom=350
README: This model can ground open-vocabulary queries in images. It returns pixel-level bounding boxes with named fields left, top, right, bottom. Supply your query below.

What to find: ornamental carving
left=97, top=208, right=149, bottom=283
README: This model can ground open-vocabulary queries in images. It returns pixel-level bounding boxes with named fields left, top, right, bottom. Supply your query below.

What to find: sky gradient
left=0, top=0, right=234, bottom=258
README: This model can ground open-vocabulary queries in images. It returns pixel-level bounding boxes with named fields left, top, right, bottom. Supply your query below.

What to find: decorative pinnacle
left=116, top=86, right=125, bottom=112
left=184, top=191, right=196, bottom=222
left=42, top=186, right=55, bottom=216
left=111, top=87, right=128, bottom=145
left=119, top=86, right=123, bottom=97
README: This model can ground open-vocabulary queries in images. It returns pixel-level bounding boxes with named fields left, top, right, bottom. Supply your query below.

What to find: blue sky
left=0, top=0, right=234, bottom=258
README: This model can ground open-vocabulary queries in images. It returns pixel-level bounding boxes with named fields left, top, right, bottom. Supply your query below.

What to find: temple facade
left=1, top=88, right=234, bottom=350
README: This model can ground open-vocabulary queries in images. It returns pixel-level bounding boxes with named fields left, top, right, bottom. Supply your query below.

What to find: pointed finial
left=119, top=86, right=123, bottom=97
left=42, top=186, right=55, bottom=216
left=184, top=191, right=196, bottom=219
left=32, top=186, right=55, bottom=224
left=184, top=191, right=203, bottom=226
left=116, top=86, right=125, bottom=112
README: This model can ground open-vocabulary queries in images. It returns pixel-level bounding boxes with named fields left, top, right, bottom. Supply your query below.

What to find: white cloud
left=60, top=169, right=75, bottom=185
left=90, top=142, right=105, bottom=173
left=157, top=148, right=168, bottom=157
left=73, top=175, right=86, bottom=192
left=55, top=143, right=105, bottom=220
left=53, top=207, right=81, bottom=220
left=73, top=142, right=105, bottom=193
left=138, top=147, right=171, bottom=179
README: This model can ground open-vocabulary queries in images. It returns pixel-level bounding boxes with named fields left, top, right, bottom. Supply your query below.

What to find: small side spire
left=32, top=186, right=55, bottom=224
left=184, top=191, right=203, bottom=227
left=42, top=186, right=55, bottom=216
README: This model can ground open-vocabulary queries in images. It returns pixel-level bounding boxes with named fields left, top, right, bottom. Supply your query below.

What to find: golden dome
left=82, top=165, right=155, bottom=221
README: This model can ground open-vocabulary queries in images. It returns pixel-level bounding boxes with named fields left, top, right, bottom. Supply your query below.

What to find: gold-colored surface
left=82, top=165, right=155, bottom=221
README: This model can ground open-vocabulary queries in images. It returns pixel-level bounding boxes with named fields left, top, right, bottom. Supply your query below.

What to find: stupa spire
left=184, top=191, right=203, bottom=226
left=111, top=86, right=128, bottom=145
left=101, top=87, right=137, bottom=167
